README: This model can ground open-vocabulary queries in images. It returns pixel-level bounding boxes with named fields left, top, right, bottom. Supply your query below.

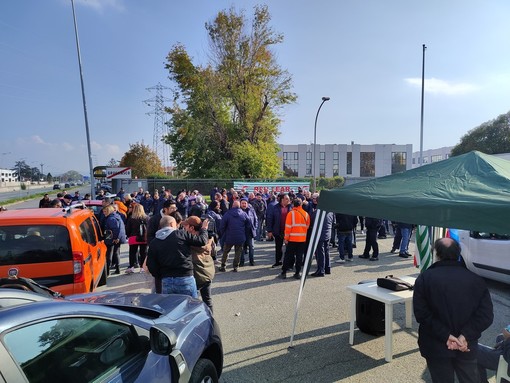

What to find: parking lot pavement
left=103, top=234, right=509, bottom=383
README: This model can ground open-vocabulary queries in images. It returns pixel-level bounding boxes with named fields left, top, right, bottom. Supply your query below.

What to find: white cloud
left=405, top=77, right=478, bottom=95
left=74, top=0, right=125, bottom=13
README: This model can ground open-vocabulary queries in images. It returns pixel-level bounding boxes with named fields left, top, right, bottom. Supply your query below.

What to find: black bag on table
left=377, top=275, right=414, bottom=291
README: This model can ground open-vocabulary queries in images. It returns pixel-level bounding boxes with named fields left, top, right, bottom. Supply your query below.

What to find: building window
left=306, top=151, right=312, bottom=177
left=283, top=152, right=299, bottom=177
left=347, top=152, right=352, bottom=175
left=391, top=152, right=407, bottom=174
left=431, top=155, right=443, bottom=163
left=319, top=152, right=325, bottom=177
left=333, top=152, right=339, bottom=177
left=360, top=152, right=375, bottom=177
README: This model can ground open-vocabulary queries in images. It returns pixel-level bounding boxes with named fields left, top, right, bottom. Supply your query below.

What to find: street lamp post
left=71, top=0, right=95, bottom=199
left=313, top=96, right=330, bottom=193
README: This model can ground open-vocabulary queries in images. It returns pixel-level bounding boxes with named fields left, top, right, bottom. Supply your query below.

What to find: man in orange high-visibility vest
left=279, top=198, right=311, bottom=280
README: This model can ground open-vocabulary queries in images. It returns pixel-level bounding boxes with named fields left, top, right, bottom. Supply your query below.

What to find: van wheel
left=98, top=264, right=108, bottom=287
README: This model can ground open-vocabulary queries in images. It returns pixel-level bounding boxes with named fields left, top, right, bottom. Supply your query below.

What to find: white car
left=456, top=229, right=510, bottom=284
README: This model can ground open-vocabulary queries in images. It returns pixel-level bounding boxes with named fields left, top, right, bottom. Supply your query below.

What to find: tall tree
left=164, top=5, right=296, bottom=178
left=451, top=111, right=510, bottom=156
left=119, top=142, right=164, bottom=178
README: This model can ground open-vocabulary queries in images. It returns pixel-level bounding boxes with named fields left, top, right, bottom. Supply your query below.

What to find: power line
left=144, top=83, right=171, bottom=173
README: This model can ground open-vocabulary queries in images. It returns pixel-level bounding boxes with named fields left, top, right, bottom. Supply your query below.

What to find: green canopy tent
left=289, top=151, right=510, bottom=347
left=318, top=151, right=510, bottom=234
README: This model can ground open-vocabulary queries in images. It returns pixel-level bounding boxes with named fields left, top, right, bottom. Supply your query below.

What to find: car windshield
left=0, top=225, right=72, bottom=265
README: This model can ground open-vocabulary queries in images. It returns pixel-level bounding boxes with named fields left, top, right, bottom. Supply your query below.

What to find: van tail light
left=73, top=251, right=85, bottom=283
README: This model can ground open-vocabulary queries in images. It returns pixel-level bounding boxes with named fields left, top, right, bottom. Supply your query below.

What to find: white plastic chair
left=496, top=354, right=510, bottom=383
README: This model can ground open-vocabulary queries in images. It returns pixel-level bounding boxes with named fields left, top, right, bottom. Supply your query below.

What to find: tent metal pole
left=289, top=209, right=325, bottom=348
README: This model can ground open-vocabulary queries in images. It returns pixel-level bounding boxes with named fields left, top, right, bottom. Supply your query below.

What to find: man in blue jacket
left=240, top=198, right=258, bottom=266
left=266, top=193, right=291, bottom=268
left=219, top=201, right=249, bottom=272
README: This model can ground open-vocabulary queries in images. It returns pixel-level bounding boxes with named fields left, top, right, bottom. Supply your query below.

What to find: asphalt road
left=101, top=235, right=508, bottom=383
left=3, top=196, right=507, bottom=382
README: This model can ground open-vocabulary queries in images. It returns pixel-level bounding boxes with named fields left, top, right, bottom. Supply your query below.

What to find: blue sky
left=2, top=0, right=510, bottom=175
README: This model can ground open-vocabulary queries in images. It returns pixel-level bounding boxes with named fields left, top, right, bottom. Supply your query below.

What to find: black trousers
left=283, top=242, right=306, bottom=274
left=426, top=357, right=479, bottom=383
left=362, top=228, right=379, bottom=257
left=198, top=281, right=213, bottom=312
left=274, top=234, right=284, bottom=263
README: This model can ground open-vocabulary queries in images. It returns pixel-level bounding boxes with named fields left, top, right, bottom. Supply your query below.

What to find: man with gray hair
left=413, top=237, right=494, bottom=383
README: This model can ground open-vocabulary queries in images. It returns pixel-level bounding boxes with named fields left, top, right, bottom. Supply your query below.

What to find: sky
left=2, top=0, right=510, bottom=176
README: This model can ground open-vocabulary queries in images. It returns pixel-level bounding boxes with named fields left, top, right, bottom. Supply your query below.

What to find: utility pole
left=144, top=83, right=171, bottom=174
left=419, top=44, right=427, bottom=167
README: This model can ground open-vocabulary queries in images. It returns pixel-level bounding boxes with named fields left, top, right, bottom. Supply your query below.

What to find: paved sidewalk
left=103, top=233, right=508, bottom=383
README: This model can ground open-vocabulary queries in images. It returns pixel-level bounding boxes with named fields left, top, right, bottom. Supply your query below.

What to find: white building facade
left=0, top=168, right=17, bottom=184
left=279, top=143, right=413, bottom=179
left=411, top=146, right=453, bottom=168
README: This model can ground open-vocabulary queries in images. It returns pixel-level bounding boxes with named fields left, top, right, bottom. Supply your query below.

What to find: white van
left=456, top=230, right=510, bottom=284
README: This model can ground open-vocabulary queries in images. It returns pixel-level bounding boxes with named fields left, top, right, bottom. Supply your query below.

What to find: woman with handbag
left=125, top=203, right=148, bottom=274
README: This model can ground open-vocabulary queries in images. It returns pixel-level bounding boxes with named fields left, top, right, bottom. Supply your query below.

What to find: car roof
left=0, top=205, right=92, bottom=222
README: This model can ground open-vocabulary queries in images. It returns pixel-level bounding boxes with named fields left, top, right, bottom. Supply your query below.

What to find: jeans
left=337, top=231, right=353, bottom=259
left=477, top=338, right=505, bottom=383
left=242, top=237, right=254, bottom=264
left=399, top=227, right=411, bottom=253
left=256, top=217, right=265, bottom=241
left=315, top=240, right=330, bottom=274
left=161, top=276, right=198, bottom=298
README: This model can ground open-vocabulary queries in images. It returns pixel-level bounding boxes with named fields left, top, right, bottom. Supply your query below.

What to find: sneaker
left=279, top=272, right=287, bottom=279
left=369, top=257, right=379, bottom=261
left=139, top=268, right=145, bottom=273
left=377, top=235, right=387, bottom=239
left=239, top=263, right=245, bottom=267
left=390, top=248, right=396, bottom=253
left=232, top=268, right=238, bottom=272
left=325, top=268, right=331, bottom=274
left=293, top=273, right=301, bottom=280
left=125, top=267, right=135, bottom=274
left=335, top=259, right=345, bottom=264
left=358, top=254, right=370, bottom=259
left=249, top=261, right=255, bottom=266
left=218, top=266, right=226, bottom=272
left=271, top=262, right=283, bottom=268
left=399, top=253, right=410, bottom=258
left=346, top=257, right=353, bottom=262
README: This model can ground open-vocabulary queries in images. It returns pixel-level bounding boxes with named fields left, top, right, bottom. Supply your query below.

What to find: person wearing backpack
left=125, top=203, right=148, bottom=274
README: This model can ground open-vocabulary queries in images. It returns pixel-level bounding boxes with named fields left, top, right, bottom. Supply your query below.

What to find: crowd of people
left=36, top=185, right=420, bottom=311
left=29, top=184, right=510, bottom=380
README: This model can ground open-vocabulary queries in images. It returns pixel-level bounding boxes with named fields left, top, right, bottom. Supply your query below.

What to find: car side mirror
left=150, top=325, right=190, bottom=380
left=149, top=325, right=177, bottom=355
